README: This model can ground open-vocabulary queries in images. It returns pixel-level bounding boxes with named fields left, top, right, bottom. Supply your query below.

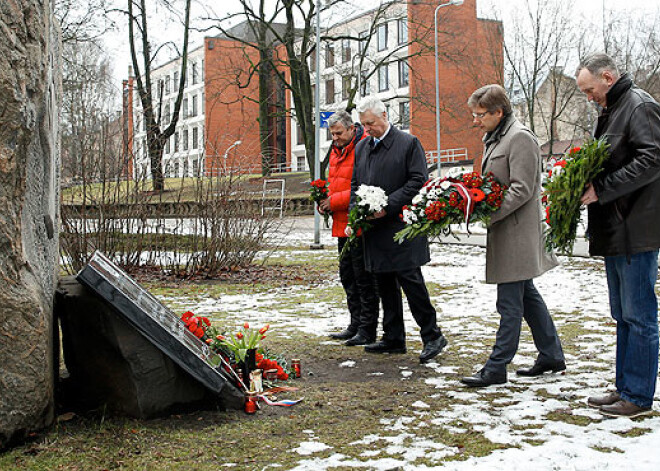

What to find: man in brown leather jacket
left=577, top=52, right=660, bottom=418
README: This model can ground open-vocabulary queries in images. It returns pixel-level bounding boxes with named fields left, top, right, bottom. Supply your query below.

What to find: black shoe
left=460, top=369, right=507, bottom=388
left=516, top=360, right=566, bottom=377
left=419, top=335, right=448, bottom=363
left=329, top=328, right=357, bottom=340
left=364, top=340, right=407, bottom=354
left=345, top=334, right=375, bottom=347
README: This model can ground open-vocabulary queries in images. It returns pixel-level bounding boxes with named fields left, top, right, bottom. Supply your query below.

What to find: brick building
left=127, top=0, right=502, bottom=179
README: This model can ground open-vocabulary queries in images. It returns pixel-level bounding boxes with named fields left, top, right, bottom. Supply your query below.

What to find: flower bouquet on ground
left=394, top=171, right=507, bottom=243
left=339, top=184, right=388, bottom=259
left=543, top=138, right=609, bottom=254
left=309, top=179, right=331, bottom=228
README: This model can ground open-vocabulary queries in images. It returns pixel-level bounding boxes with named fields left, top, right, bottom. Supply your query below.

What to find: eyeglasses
left=471, top=111, right=490, bottom=119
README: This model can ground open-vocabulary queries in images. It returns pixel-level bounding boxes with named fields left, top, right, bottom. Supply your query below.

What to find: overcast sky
left=103, top=0, right=660, bottom=94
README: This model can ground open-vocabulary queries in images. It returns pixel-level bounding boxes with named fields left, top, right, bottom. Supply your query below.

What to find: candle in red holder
left=244, top=392, right=258, bottom=414
left=292, top=358, right=301, bottom=378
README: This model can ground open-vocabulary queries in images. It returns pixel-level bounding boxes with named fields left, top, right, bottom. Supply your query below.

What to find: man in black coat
left=577, top=52, right=660, bottom=418
left=347, top=96, right=448, bottom=364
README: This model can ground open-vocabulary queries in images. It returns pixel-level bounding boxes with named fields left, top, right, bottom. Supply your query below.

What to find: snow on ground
left=167, top=219, right=659, bottom=470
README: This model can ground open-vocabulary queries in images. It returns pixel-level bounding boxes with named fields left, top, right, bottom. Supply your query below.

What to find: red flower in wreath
left=470, top=188, right=486, bottom=202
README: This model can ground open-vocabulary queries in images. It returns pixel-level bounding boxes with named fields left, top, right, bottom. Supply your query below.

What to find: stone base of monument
left=56, top=277, right=244, bottom=418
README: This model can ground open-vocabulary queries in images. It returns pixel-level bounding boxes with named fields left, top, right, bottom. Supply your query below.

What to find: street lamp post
left=434, top=0, right=463, bottom=174
left=222, top=140, right=242, bottom=174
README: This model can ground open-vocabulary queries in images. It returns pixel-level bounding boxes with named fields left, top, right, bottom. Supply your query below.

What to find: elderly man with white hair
left=347, top=96, right=448, bottom=364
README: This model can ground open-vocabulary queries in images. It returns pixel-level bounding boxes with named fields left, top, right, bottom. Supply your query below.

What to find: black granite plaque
left=76, top=251, right=238, bottom=395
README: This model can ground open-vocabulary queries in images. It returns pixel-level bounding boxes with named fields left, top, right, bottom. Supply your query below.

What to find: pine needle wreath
left=544, top=138, right=610, bottom=254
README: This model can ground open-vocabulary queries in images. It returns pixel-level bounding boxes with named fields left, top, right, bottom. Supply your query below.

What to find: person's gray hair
left=357, top=96, right=387, bottom=115
left=467, top=84, right=512, bottom=115
left=576, top=52, right=620, bottom=79
left=327, top=110, right=354, bottom=129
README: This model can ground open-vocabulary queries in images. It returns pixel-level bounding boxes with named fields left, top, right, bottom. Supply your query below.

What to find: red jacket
left=327, top=124, right=366, bottom=237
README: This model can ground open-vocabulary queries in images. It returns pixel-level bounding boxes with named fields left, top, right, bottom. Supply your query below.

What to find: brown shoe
left=587, top=392, right=621, bottom=409
left=600, top=399, right=652, bottom=418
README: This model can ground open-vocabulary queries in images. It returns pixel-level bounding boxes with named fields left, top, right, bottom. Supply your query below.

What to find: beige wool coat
left=481, top=115, right=558, bottom=284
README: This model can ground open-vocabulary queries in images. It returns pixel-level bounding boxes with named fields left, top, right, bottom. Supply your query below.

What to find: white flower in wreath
left=427, top=188, right=439, bottom=200
left=412, top=193, right=424, bottom=205
left=551, top=165, right=564, bottom=179
left=439, top=180, right=452, bottom=191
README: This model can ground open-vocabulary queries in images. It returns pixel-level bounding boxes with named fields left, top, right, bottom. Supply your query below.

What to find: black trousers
left=484, top=279, right=565, bottom=374
left=374, top=267, right=442, bottom=345
left=338, top=237, right=379, bottom=339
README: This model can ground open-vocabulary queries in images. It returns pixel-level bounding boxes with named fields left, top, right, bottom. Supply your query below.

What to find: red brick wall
left=203, top=37, right=263, bottom=175
left=408, top=0, right=503, bottom=172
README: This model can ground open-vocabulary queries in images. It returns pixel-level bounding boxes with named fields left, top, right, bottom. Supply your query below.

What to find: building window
left=174, top=71, right=179, bottom=90
left=164, top=103, right=171, bottom=125
left=183, top=129, right=189, bottom=151
left=325, top=78, right=335, bottom=104
left=378, top=64, right=389, bottom=92
left=192, top=63, right=198, bottom=85
left=174, top=162, right=180, bottom=177
left=342, top=39, right=351, bottom=63
left=360, top=71, right=370, bottom=96
left=174, top=131, right=180, bottom=152
left=398, top=60, right=409, bottom=88
left=297, top=155, right=306, bottom=171
left=342, top=75, right=352, bottom=101
left=297, top=123, right=304, bottom=145
left=193, top=159, right=199, bottom=176
left=183, top=159, right=189, bottom=177
left=397, top=19, right=408, bottom=45
left=325, top=43, right=334, bottom=68
left=165, top=137, right=170, bottom=154
left=192, top=95, right=198, bottom=117
left=399, top=102, right=410, bottom=129
left=165, top=75, right=171, bottom=95
left=192, top=126, right=198, bottom=149
left=358, top=31, right=368, bottom=53
left=377, top=23, right=388, bottom=52
left=183, top=98, right=188, bottom=118
left=326, top=127, right=332, bottom=141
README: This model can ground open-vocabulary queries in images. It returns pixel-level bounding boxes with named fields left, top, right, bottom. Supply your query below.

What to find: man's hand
left=367, top=209, right=386, bottom=220
left=581, top=183, right=599, bottom=205
left=345, top=226, right=353, bottom=237
left=319, top=197, right=331, bottom=213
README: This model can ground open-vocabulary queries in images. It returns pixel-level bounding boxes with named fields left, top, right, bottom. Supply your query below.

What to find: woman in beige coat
left=461, top=84, right=565, bottom=388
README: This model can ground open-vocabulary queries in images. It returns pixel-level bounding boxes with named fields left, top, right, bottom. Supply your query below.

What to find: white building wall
left=290, top=2, right=411, bottom=172
left=132, top=45, right=206, bottom=180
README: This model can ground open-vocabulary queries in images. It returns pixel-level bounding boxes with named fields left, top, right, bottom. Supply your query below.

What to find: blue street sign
left=319, top=111, right=334, bottom=128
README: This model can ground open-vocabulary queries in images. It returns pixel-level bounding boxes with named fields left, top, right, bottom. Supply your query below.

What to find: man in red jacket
left=320, top=111, right=379, bottom=346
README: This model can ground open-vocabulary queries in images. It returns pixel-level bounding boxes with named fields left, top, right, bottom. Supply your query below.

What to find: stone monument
left=0, top=2, right=61, bottom=448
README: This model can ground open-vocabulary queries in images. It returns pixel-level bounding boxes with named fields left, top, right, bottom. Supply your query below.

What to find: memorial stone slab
left=58, top=252, right=243, bottom=417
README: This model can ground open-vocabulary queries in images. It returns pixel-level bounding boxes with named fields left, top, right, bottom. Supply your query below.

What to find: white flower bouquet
left=340, top=185, right=388, bottom=259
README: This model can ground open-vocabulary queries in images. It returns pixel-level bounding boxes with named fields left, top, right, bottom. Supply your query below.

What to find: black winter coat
left=589, top=74, right=660, bottom=257
left=351, top=126, right=430, bottom=273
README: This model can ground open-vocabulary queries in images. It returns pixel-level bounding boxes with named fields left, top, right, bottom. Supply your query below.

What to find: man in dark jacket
left=577, top=52, right=660, bottom=418
left=347, top=96, right=448, bottom=364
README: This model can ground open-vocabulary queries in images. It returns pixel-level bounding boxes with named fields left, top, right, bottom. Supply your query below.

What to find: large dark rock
left=56, top=277, right=244, bottom=418
left=0, top=1, right=61, bottom=448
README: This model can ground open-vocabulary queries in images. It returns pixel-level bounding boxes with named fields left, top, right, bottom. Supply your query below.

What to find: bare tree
left=200, top=0, right=286, bottom=176
left=127, top=0, right=192, bottom=192
left=599, top=7, right=660, bottom=100
left=60, top=41, right=122, bottom=186
left=493, top=0, right=592, bottom=155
